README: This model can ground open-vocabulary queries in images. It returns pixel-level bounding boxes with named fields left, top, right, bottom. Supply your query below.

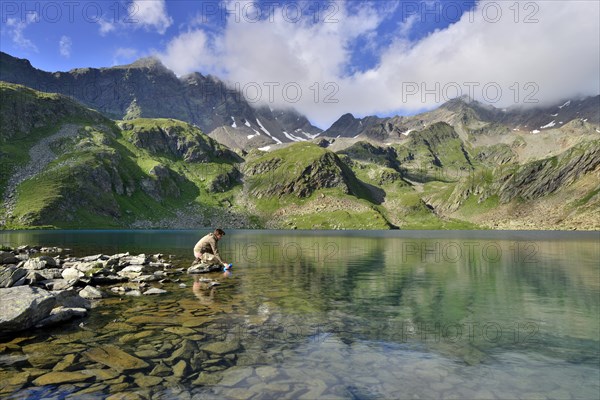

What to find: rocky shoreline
left=0, top=245, right=221, bottom=336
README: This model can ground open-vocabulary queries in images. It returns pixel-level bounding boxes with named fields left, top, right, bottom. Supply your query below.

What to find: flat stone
left=84, top=345, right=149, bottom=372
left=149, top=363, right=172, bottom=377
left=134, top=375, right=163, bottom=388
left=164, top=327, right=196, bottom=335
left=135, top=349, right=159, bottom=358
left=125, top=290, right=142, bottom=297
left=193, top=372, right=223, bottom=385
left=32, top=371, right=93, bottom=385
left=80, top=368, right=120, bottom=381
left=173, top=360, right=188, bottom=377
left=119, top=330, right=155, bottom=344
left=0, top=370, right=30, bottom=388
left=256, top=366, right=278, bottom=380
left=53, top=354, right=77, bottom=371
left=220, top=367, right=254, bottom=387
left=143, top=288, right=167, bottom=295
left=201, top=340, right=241, bottom=355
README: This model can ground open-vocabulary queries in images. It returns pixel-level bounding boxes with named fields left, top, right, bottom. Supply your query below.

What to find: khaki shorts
left=196, top=253, right=220, bottom=266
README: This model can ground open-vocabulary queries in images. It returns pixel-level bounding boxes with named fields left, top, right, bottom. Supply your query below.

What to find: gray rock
left=22, top=258, right=48, bottom=270
left=0, top=251, right=19, bottom=264
left=187, top=263, right=222, bottom=274
left=81, top=254, right=103, bottom=262
left=143, top=288, right=167, bottom=295
left=0, top=286, right=57, bottom=333
left=53, top=289, right=92, bottom=310
left=125, top=290, right=142, bottom=296
left=37, top=255, right=57, bottom=267
left=41, top=279, right=77, bottom=291
left=0, top=266, right=27, bottom=287
left=132, top=274, right=159, bottom=282
left=121, top=255, right=147, bottom=265
left=35, top=307, right=88, bottom=328
left=118, top=265, right=147, bottom=274
left=79, top=285, right=105, bottom=299
left=37, top=268, right=65, bottom=280
left=62, top=267, right=84, bottom=280
left=24, top=270, right=45, bottom=284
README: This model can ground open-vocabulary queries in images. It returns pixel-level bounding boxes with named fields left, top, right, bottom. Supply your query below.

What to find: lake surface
left=0, top=230, right=599, bottom=399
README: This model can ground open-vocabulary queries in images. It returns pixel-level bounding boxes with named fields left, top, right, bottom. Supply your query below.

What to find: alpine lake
left=0, top=229, right=598, bottom=400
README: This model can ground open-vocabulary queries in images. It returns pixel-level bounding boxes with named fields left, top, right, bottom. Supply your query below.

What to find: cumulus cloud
left=132, top=0, right=173, bottom=34
left=97, top=0, right=172, bottom=36
left=59, top=36, right=72, bottom=58
left=5, top=13, right=39, bottom=52
left=158, top=0, right=600, bottom=128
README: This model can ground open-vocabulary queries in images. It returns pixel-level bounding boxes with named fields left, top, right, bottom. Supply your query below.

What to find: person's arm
left=210, top=238, right=227, bottom=265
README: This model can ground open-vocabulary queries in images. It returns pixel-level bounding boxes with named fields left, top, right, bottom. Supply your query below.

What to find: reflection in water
left=192, top=276, right=216, bottom=306
left=0, top=230, right=598, bottom=399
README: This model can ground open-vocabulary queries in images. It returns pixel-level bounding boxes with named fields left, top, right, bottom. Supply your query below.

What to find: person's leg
left=201, top=253, right=219, bottom=266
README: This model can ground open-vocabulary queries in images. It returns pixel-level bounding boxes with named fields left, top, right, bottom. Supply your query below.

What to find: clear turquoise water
left=0, top=230, right=598, bottom=399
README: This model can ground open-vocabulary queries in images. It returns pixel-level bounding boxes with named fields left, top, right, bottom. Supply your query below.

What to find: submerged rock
left=84, top=345, right=149, bottom=372
left=143, top=288, right=167, bottom=295
left=32, top=371, right=93, bottom=386
left=35, top=307, right=87, bottom=328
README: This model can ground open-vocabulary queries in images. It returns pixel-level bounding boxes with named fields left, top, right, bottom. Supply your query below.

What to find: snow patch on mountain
left=256, top=118, right=282, bottom=144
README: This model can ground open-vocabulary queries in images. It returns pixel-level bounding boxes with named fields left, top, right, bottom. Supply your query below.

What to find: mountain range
left=1, top=52, right=599, bottom=230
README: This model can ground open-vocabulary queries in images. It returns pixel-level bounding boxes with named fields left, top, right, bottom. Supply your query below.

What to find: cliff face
left=0, top=52, right=322, bottom=150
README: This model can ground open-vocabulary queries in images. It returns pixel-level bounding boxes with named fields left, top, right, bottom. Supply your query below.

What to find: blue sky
left=1, top=0, right=598, bottom=128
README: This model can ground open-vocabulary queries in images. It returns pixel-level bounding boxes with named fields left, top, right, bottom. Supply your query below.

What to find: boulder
left=53, top=289, right=92, bottom=310
left=79, top=285, right=105, bottom=299
left=22, top=259, right=48, bottom=270
left=62, top=268, right=84, bottom=280
left=0, top=251, right=19, bottom=264
left=0, top=286, right=57, bottom=333
left=37, top=255, right=57, bottom=267
left=187, top=263, right=222, bottom=274
left=37, top=268, right=65, bottom=280
left=0, top=266, right=27, bottom=288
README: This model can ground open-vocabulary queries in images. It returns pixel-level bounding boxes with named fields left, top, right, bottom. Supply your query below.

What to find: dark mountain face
left=323, top=113, right=387, bottom=139
left=0, top=52, right=322, bottom=149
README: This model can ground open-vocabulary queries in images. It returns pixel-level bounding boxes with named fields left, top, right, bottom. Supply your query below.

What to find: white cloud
left=59, top=36, right=72, bottom=58
left=97, top=0, right=172, bottom=36
left=112, top=47, right=139, bottom=65
left=158, top=0, right=600, bottom=128
left=132, top=0, right=173, bottom=34
left=159, top=30, right=220, bottom=76
left=5, top=13, right=39, bottom=52
left=98, top=19, right=116, bottom=36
